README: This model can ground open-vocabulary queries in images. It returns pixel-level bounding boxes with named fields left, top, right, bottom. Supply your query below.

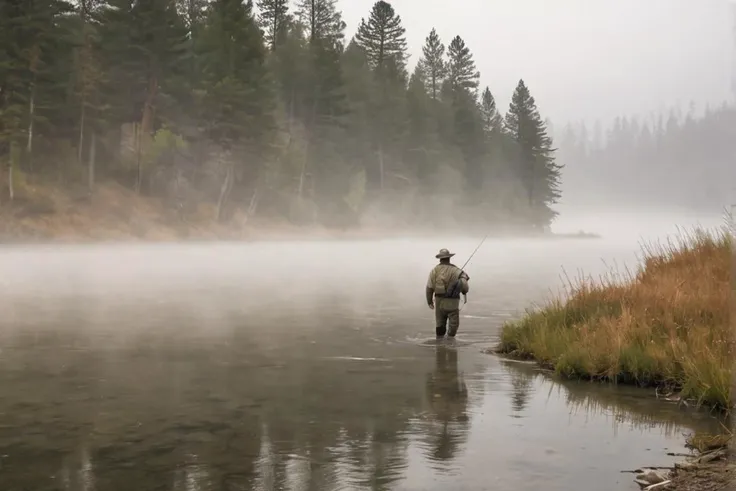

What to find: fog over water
left=0, top=208, right=728, bottom=491
left=1, top=2, right=733, bottom=488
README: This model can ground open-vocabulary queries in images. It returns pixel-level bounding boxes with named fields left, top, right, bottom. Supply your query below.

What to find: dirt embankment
left=660, top=439, right=735, bottom=491
left=0, top=181, right=395, bottom=243
left=0, top=180, right=601, bottom=243
left=668, top=458, right=735, bottom=491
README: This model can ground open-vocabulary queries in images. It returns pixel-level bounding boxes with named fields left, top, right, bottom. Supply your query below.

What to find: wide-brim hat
left=435, top=248, right=455, bottom=259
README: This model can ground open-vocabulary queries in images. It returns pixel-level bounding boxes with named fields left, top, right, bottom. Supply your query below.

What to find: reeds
left=497, top=227, right=734, bottom=410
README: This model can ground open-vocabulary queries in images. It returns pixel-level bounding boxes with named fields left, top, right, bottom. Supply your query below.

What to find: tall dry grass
left=497, top=227, right=734, bottom=410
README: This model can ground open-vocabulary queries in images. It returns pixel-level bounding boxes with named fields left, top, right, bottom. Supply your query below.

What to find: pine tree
left=198, top=0, right=273, bottom=147
left=290, top=0, right=348, bottom=207
left=256, top=0, right=290, bottom=51
left=417, top=28, right=446, bottom=101
left=74, top=0, right=106, bottom=190
left=0, top=0, right=74, bottom=195
left=96, top=0, right=137, bottom=124
left=197, top=0, right=275, bottom=219
left=338, top=39, right=375, bottom=212
left=446, top=35, right=479, bottom=95
left=480, top=87, right=502, bottom=135
left=441, top=36, right=484, bottom=197
left=97, top=0, right=189, bottom=192
left=292, top=0, right=348, bottom=133
left=354, top=1, right=408, bottom=76
left=176, top=0, right=208, bottom=88
left=295, top=0, right=345, bottom=47
left=452, top=89, right=485, bottom=195
left=405, top=64, right=442, bottom=191
left=0, top=0, right=580, bottom=230
left=504, top=79, right=562, bottom=228
left=353, top=1, right=409, bottom=192
left=129, top=0, right=189, bottom=133
left=269, top=21, right=309, bottom=122
left=179, top=0, right=208, bottom=28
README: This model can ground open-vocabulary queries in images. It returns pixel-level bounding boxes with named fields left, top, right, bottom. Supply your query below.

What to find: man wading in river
left=426, top=248, right=470, bottom=338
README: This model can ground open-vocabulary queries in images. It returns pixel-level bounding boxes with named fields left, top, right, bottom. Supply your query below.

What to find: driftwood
left=697, top=448, right=728, bottom=464
left=627, top=446, right=731, bottom=490
left=642, top=481, right=671, bottom=491
left=621, top=467, right=675, bottom=474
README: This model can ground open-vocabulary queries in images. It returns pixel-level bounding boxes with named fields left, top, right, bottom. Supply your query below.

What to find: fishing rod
left=458, top=234, right=488, bottom=272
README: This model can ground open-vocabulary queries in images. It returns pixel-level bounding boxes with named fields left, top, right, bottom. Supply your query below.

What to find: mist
left=1, top=2, right=734, bottom=487
left=1, top=0, right=733, bottom=238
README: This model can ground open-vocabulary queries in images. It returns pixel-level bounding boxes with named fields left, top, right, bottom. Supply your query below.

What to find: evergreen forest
left=0, top=0, right=564, bottom=233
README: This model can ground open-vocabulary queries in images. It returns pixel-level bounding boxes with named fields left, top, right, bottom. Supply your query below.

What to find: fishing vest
left=431, top=264, right=464, bottom=299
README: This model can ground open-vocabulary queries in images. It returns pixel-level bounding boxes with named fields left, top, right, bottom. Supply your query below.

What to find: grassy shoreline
left=495, top=227, right=733, bottom=410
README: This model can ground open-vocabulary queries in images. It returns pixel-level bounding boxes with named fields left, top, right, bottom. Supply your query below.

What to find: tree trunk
left=26, top=82, right=35, bottom=173
left=78, top=0, right=88, bottom=174
left=78, top=103, right=86, bottom=167
left=136, top=73, right=158, bottom=195
left=378, top=144, right=385, bottom=190
left=298, top=142, right=308, bottom=199
left=215, top=159, right=234, bottom=223
left=247, top=187, right=259, bottom=218
left=141, top=74, right=158, bottom=137
left=271, top=15, right=277, bottom=50
left=88, top=131, right=96, bottom=193
left=287, top=88, right=295, bottom=144
left=135, top=122, right=142, bottom=193
left=7, top=161, right=13, bottom=202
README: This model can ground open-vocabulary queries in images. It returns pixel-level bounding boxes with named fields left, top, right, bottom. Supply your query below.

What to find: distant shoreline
left=0, top=182, right=602, bottom=246
left=0, top=228, right=602, bottom=246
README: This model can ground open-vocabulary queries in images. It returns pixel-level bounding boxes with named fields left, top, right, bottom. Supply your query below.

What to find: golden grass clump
left=497, top=227, right=734, bottom=410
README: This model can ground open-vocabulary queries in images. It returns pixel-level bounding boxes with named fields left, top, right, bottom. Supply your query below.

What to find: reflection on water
left=0, top=237, right=726, bottom=491
left=509, top=365, right=534, bottom=415
left=422, top=345, right=470, bottom=467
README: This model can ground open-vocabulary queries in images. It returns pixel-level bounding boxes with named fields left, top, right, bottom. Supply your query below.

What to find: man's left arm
left=426, top=271, right=435, bottom=308
left=459, top=271, right=470, bottom=303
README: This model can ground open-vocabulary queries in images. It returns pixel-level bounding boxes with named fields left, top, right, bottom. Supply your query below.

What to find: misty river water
left=0, top=215, right=728, bottom=491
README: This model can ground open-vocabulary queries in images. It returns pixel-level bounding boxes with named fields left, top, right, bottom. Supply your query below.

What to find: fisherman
left=426, top=248, right=470, bottom=338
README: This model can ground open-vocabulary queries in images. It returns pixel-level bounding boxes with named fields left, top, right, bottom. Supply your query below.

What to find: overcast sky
left=336, top=0, right=734, bottom=127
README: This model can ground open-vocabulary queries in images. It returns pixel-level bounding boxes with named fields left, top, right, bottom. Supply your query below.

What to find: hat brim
left=436, top=253, right=455, bottom=259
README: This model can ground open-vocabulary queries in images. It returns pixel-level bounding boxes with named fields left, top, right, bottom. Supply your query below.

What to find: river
left=0, top=215, right=728, bottom=491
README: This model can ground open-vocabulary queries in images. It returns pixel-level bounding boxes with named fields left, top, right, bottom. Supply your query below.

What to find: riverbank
left=0, top=180, right=600, bottom=243
left=638, top=432, right=734, bottom=491
left=665, top=435, right=734, bottom=491
left=494, top=226, right=733, bottom=489
left=495, top=227, right=732, bottom=409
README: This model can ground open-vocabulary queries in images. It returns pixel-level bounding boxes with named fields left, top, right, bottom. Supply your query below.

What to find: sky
left=335, top=0, right=735, bottom=127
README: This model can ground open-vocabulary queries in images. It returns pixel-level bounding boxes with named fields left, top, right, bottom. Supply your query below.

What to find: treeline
left=0, top=0, right=563, bottom=231
left=558, top=103, right=736, bottom=210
